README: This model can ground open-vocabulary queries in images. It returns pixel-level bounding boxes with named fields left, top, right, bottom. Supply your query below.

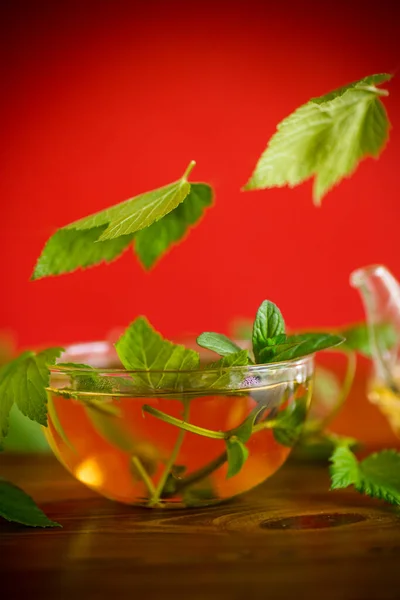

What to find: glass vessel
left=45, top=342, right=314, bottom=508
left=351, top=264, right=400, bottom=436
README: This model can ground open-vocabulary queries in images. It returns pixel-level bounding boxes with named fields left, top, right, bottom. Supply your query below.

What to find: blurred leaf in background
left=0, top=333, right=50, bottom=453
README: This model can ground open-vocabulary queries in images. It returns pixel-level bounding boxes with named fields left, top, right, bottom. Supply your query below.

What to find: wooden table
left=1, top=454, right=399, bottom=599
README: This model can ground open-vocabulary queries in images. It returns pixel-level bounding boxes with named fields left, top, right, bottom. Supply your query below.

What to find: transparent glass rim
left=49, top=340, right=315, bottom=376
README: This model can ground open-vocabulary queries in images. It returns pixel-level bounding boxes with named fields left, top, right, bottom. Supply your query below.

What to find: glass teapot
left=351, top=264, right=400, bottom=436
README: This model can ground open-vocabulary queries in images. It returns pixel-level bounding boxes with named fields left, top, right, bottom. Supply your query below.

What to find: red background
left=1, top=0, right=400, bottom=441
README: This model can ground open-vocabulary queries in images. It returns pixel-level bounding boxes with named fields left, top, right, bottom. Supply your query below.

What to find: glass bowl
left=45, top=341, right=314, bottom=509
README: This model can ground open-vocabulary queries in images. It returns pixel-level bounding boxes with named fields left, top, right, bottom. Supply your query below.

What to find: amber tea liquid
left=45, top=384, right=310, bottom=508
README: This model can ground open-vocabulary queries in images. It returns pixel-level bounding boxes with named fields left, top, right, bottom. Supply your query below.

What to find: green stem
left=143, top=404, right=225, bottom=439
left=147, top=400, right=191, bottom=506
left=357, top=85, right=389, bottom=97
left=182, top=160, right=196, bottom=181
left=162, top=451, right=228, bottom=498
left=252, top=419, right=277, bottom=435
left=131, top=456, right=156, bottom=497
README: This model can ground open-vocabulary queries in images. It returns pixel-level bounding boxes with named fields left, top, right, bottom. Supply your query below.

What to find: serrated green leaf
left=0, top=348, right=63, bottom=446
left=32, top=161, right=210, bottom=278
left=244, top=73, right=392, bottom=204
left=252, top=301, right=285, bottom=362
left=197, top=332, right=243, bottom=356
left=226, top=437, right=249, bottom=478
left=202, top=350, right=250, bottom=391
left=0, top=477, right=61, bottom=527
left=71, top=180, right=190, bottom=241
left=135, top=183, right=213, bottom=269
left=272, top=396, right=309, bottom=446
left=32, top=227, right=134, bottom=280
left=115, top=317, right=199, bottom=390
left=330, top=447, right=400, bottom=505
left=55, top=363, right=119, bottom=399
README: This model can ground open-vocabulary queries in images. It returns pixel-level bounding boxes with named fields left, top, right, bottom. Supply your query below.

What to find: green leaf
left=244, top=73, right=392, bottom=204
left=85, top=405, right=135, bottom=453
left=272, top=396, right=309, bottom=446
left=0, top=348, right=63, bottom=447
left=183, top=479, right=216, bottom=506
left=231, top=404, right=267, bottom=444
left=258, top=341, right=302, bottom=363
left=196, top=332, right=243, bottom=356
left=263, top=333, right=344, bottom=362
left=135, top=183, right=213, bottom=269
left=32, top=227, right=134, bottom=280
left=292, top=430, right=361, bottom=462
left=252, top=300, right=285, bottom=362
left=3, top=405, right=50, bottom=453
left=338, top=322, right=396, bottom=358
left=203, top=350, right=250, bottom=390
left=330, top=447, right=400, bottom=505
left=70, top=163, right=193, bottom=241
left=57, top=363, right=115, bottom=395
left=47, top=392, right=75, bottom=452
left=115, top=317, right=199, bottom=390
left=225, top=437, right=249, bottom=478
left=32, top=161, right=210, bottom=278
left=0, top=477, right=61, bottom=527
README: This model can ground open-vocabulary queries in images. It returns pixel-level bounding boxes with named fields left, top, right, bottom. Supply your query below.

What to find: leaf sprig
left=198, top=300, right=343, bottom=365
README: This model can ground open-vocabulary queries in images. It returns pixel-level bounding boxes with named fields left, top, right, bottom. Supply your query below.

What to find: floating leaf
left=245, top=73, right=392, bottom=203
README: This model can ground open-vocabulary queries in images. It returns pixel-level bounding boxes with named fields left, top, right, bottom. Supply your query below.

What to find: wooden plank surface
left=1, top=454, right=400, bottom=599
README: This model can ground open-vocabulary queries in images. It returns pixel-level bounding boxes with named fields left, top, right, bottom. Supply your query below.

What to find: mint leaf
left=258, top=341, right=302, bottom=363
left=32, top=161, right=211, bottom=278
left=0, top=347, right=63, bottom=447
left=262, top=333, right=344, bottom=362
left=272, top=396, right=309, bottom=446
left=252, top=300, right=285, bottom=362
left=225, top=437, right=249, bottom=478
left=196, top=332, right=243, bottom=356
left=115, top=317, right=199, bottom=390
left=231, top=404, right=267, bottom=444
left=32, top=228, right=134, bottom=280
left=330, top=447, right=400, bottom=505
left=135, top=183, right=213, bottom=269
left=244, top=73, right=392, bottom=204
left=0, top=478, right=61, bottom=527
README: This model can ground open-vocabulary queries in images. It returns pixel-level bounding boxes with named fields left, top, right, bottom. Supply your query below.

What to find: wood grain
left=1, top=454, right=400, bottom=599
